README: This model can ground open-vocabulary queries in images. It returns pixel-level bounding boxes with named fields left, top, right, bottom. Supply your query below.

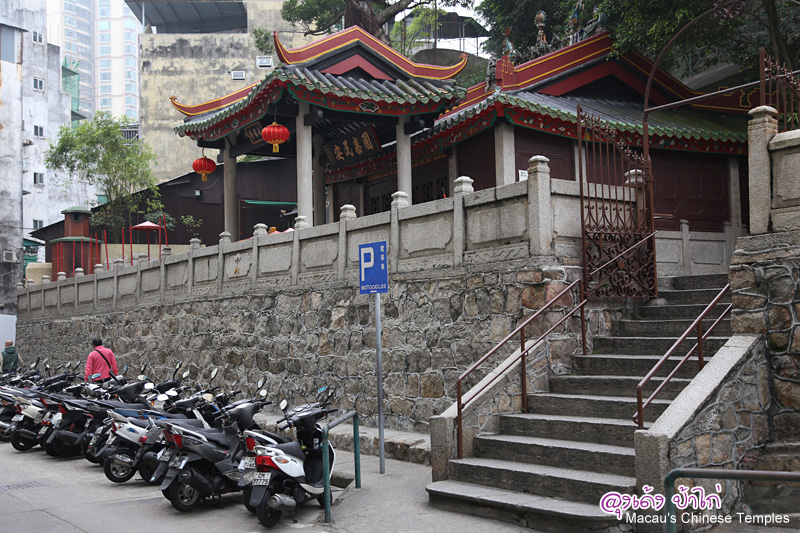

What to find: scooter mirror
left=210, top=368, right=219, bottom=380
left=182, top=370, right=190, bottom=379
left=30, top=362, right=36, bottom=369
left=175, top=361, right=182, bottom=370
left=157, top=394, right=169, bottom=402
left=141, top=362, right=147, bottom=372
left=144, top=382, right=156, bottom=390
left=42, top=357, right=49, bottom=365
left=256, top=376, right=266, bottom=389
left=202, top=393, right=214, bottom=403
left=65, top=361, right=72, bottom=369
left=166, top=389, right=178, bottom=397
left=260, top=390, right=267, bottom=398
left=279, top=399, right=288, bottom=410
left=138, top=375, right=147, bottom=381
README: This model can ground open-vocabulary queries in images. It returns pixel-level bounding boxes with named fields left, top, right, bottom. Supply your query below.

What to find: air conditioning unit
left=2, top=251, right=18, bottom=263
left=230, top=70, right=246, bottom=81
left=256, top=56, right=273, bottom=69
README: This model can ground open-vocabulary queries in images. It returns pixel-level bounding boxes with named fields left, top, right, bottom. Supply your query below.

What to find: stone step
left=549, top=374, right=692, bottom=400
left=499, top=413, right=645, bottom=446
left=657, top=287, right=731, bottom=305
left=592, top=335, right=728, bottom=356
left=574, top=354, right=707, bottom=379
left=527, top=392, right=670, bottom=421
left=668, top=273, right=729, bottom=291
left=637, top=303, right=730, bottom=320
left=613, top=318, right=731, bottom=336
left=427, top=480, right=621, bottom=533
left=446, top=457, right=636, bottom=505
left=473, top=434, right=635, bottom=477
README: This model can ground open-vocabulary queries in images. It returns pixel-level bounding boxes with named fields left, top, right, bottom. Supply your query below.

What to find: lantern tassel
left=273, top=144, right=279, bottom=153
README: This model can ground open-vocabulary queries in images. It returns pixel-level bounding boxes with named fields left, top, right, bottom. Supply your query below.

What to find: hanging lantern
left=192, top=155, right=216, bottom=181
left=261, top=122, right=290, bottom=153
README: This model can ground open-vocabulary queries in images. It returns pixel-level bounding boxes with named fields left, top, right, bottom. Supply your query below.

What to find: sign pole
left=359, top=240, right=389, bottom=475
left=375, top=291, right=385, bottom=474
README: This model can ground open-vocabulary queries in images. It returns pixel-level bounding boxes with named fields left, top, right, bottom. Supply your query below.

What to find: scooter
left=251, top=387, right=338, bottom=528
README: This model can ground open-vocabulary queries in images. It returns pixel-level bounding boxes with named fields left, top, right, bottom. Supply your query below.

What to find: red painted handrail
left=633, top=284, right=732, bottom=428
left=456, top=279, right=586, bottom=459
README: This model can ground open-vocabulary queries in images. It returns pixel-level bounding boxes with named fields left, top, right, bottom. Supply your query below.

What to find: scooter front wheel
left=256, top=492, right=282, bottom=528
left=165, top=480, right=201, bottom=512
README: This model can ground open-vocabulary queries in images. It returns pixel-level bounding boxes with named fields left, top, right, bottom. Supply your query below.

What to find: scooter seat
left=273, top=441, right=305, bottom=461
left=128, top=418, right=150, bottom=429
left=166, top=419, right=206, bottom=428
left=184, top=427, right=230, bottom=448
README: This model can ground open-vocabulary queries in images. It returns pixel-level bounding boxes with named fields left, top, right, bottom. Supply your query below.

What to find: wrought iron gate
left=577, top=105, right=658, bottom=299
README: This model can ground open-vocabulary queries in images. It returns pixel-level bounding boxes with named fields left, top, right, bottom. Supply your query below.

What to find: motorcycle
left=156, top=376, right=278, bottom=512
left=251, top=386, right=338, bottom=528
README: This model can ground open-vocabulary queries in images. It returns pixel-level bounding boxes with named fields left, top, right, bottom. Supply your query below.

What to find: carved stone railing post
left=527, top=155, right=553, bottom=256
left=338, top=205, right=356, bottom=280
left=390, top=192, right=409, bottom=273
left=453, top=176, right=474, bottom=267
left=748, top=106, right=778, bottom=234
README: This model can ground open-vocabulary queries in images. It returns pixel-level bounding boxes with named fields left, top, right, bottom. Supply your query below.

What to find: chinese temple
left=172, top=25, right=752, bottom=239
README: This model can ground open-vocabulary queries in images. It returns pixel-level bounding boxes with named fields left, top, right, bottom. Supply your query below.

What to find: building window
left=99, top=46, right=111, bottom=56
left=125, top=109, right=136, bottom=120
left=77, top=33, right=91, bottom=45
left=33, top=220, right=44, bottom=230
left=99, top=7, right=110, bottom=17
left=125, top=96, right=136, bottom=106
left=64, top=15, right=76, bottom=26
left=125, top=57, right=136, bottom=68
left=98, top=20, right=110, bottom=30
left=33, top=78, right=44, bottom=91
left=124, top=19, right=138, bottom=29
left=97, top=194, right=108, bottom=204
left=32, top=31, right=44, bottom=44
left=99, top=33, right=110, bottom=43
left=125, top=83, right=136, bottom=93
left=100, top=97, right=111, bottom=106
left=34, top=125, right=44, bottom=138
left=124, top=32, right=136, bottom=42
left=99, top=59, right=111, bottom=68
left=125, top=70, right=136, bottom=81
left=100, top=85, right=111, bottom=94
left=100, top=72, right=111, bottom=81
left=33, top=173, right=44, bottom=185
left=124, top=44, right=136, bottom=55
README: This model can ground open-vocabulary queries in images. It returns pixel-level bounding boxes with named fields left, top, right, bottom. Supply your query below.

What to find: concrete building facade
left=1, top=0, right=96, bottom=315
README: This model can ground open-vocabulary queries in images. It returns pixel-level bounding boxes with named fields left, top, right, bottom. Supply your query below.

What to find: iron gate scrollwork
left=577, top=105, right=657, bottom=299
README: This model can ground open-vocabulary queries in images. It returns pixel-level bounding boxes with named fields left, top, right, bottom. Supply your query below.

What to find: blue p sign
left=359, top=241, right=388, bottom=294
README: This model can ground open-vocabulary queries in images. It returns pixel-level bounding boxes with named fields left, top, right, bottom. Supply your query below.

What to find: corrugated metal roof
left=175, top=66, right=465, bottom=136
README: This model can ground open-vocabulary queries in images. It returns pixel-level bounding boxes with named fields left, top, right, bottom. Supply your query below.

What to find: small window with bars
left=33, top=220, right=44, bottom=230
left=33, top=78, right=44, bottom=91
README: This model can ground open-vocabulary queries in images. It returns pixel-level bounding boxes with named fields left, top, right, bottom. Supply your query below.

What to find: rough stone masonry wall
left=667, top=339, right=771, bottom=514
left=730, top=231, right=800, bottom=439
left=16, top=261, right=608, bottom=433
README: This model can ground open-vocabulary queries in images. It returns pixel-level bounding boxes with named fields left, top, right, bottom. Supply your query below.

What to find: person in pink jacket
left=84, top=338, right=118, bottom=382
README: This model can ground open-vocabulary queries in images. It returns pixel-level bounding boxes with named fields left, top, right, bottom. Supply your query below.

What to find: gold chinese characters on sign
left=323, top=126, right=381, bottom=168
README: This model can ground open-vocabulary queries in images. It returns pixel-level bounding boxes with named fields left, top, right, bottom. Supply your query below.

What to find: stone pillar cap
left=219, top=231, right=232, bottom=244
left=340, top=204, right=357, bottom=219
left=453, top=176, right=475, bottom=194
left=391, top=191, right=410, bottom=208
left=294, top=215, right=311, bottom=229
left=253, top=223, right=268, bottom=236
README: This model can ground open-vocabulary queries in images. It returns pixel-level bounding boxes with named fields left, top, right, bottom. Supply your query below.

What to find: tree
left=252, top=28, right=275, bottom=56
left=391, top=6, right=447, bottom=56
left=476, top=0, right=799, bottom=77
left=45, top=112, right=159, bottom=238
left=281, top=0, right=472, bottom=41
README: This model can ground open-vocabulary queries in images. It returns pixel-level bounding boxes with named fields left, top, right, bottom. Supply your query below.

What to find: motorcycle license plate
left=158, top=449, right=173, bottom=463
left=238, top=457, right=255, bottom=470
left=252, top=472, right=271, bottom=486
left=12, top=414, right=23, bottom=422
left=38, top=426, right=48, bottom=437
left=168, top=453, right=188, bottom=469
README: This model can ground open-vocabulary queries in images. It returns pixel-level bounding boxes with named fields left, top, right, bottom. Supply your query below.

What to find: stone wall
left=730, top=231, right=800, bottom=438
left=635, top=335, right=772, bottom=520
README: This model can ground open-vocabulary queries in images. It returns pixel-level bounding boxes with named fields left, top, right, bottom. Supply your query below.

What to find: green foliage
left=45, top=112, right=158, bottom=236
left=144, top=211, right=177, bottom=231
left=252, top=28, right=275, bottom=56
left=281, top=0, right=346, bottom=36
left=391, top=7, right=447, bottom=56
left=180, top=215, right=203, bottom=240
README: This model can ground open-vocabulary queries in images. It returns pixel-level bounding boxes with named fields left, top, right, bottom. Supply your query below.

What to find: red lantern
left=261, top=122, right=290, bottom=153
left=192, top=155, right=216, bottom=181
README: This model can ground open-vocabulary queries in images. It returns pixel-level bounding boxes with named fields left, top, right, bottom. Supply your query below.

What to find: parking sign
left=359, top=241, right=388, bottom=294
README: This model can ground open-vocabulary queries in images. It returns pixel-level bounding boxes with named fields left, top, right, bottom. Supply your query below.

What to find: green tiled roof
left=175, top=65, right=466, bottom=137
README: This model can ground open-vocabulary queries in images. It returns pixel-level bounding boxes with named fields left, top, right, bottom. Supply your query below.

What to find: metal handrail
left=456, top=279, right=586, bottom=458
left=633, top=284, right=731, bottom=428
left=664, top=468, right=800, bottom=533
left=321, top=409, right=361, bottom=523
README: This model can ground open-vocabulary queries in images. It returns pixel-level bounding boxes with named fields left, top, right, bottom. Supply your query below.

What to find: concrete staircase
left=427, top=273, right=731, bottom=532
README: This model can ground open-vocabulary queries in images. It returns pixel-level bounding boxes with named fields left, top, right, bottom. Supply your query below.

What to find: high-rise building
left=47, top=0, right=142, bottom=121
left=1, top=0, right=96, bottom=314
